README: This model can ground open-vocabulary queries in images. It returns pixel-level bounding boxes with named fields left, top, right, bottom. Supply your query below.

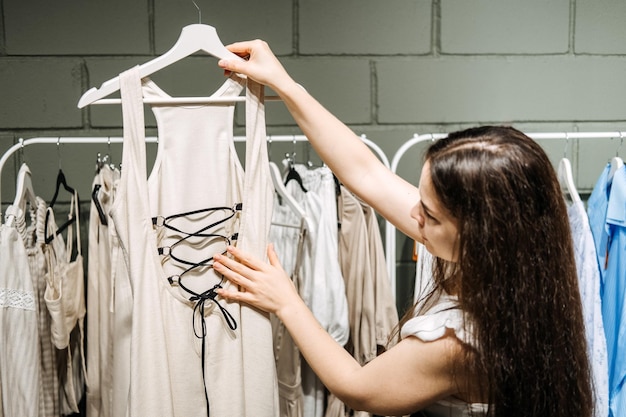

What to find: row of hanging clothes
left=267, top=152, right=399, bottom=417
left=0, top=21, right=397, bottom=417
left=412, top=145, right=625, bottom=417
left=3, top=131, right=625, bottom=417
left=87, top=137, right=397, bottom=417
left=1, top=163, right=85, bottom=417
left=0, top=138, right=397, bottom=417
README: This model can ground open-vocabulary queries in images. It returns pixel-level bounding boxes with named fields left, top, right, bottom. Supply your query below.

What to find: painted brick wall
left=2, top=0, right=626, bottom=308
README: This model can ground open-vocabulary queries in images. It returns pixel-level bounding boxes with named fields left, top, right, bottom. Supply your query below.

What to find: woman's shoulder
left=400, top=292, right=475, bottom=348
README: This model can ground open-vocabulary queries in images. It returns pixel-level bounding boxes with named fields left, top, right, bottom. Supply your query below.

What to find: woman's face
left=411, top=161, right=460, bottom=262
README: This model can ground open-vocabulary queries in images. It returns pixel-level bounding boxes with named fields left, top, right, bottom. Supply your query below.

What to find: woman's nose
left=411, top=205, right=425, bottom=227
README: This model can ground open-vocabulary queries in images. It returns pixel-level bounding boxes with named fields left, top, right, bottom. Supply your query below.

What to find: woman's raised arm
left=218, top=40, right=422, bottom=241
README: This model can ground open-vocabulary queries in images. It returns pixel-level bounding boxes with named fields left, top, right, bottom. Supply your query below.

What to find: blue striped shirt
left=587, top=163, right=626, bottom=417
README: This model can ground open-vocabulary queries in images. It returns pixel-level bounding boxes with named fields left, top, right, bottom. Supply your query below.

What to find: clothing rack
left=385, top=131, right=626, bottom=298
left=0, top=135, right=389, bottom=212
left=0, top=134, right=390, bottom=282
left=1, top=131, right=623, bottom=300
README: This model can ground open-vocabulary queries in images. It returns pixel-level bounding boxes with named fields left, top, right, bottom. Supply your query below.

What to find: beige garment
left=24, top=197, right=60, bottom=417
left=86, top=164, right=120, bottom=417
left=110, top=215, right=131, bottom=417
left=110, top=67, right=278, bottom=417
left=0, top=212, right=40, bottom=417
left=327, top=187, right=376, bottom=417
left=360, top=200, right=398, bottom=349
left=338, top=186, right=378, bottom=365
left=272, top=313, right=304, bottom=417
left=43, top=192, right=86, bottom=415
left=270, top=210, right=307, bottom=417
left=327, top=187, right=399, bottom=417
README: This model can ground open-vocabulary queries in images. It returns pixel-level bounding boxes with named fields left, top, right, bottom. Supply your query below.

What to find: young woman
left=213, top=40, right=593, bottom=417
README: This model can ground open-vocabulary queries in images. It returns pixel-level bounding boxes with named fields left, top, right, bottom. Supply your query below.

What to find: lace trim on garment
left=0, top=287, right=36, bottom=311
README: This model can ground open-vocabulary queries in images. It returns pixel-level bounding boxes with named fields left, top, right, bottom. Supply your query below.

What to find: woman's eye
left=425, top=212, right=439, bottom=224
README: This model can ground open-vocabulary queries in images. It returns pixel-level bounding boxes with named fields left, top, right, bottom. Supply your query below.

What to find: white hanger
left=608, top=156, right=624, bottom=182
left=5, top=163, right=38, bottom=227
left=269, top=161, right=308, bottom=224
left=77, top=24, right=244, bottom=108
left=608, top=133, right=625, bottom=182
left=558, top=157, right=581, bottom=204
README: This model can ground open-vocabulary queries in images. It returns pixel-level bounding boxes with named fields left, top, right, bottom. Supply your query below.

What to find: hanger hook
left=618, top=131, right=624, bottom=157
left=192, top=0, right=202, bottom=24
left=292, top=135, right=297, bottom=162
left=18, top=138, right=25, bottom=166
left=57, top=137, right=63, bottom=170
left=305, top=141, right=312, bottom=167
left=563, top=132, right=569, bottom=158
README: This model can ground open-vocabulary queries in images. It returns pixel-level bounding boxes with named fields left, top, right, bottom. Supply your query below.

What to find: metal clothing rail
left=4, top=131, right=621, bottom=300
left=0, top=134, right=389, bottom=210
left=385, top=131, right=626, bottom=298
left=0, top=134, right=392, bottom=273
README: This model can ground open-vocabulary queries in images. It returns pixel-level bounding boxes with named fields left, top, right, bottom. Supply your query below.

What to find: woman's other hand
left=214, top=244, right=299, bottom=316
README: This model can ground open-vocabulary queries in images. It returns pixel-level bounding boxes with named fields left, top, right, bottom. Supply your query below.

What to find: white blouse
left=401, top=289, right=488, bottom=417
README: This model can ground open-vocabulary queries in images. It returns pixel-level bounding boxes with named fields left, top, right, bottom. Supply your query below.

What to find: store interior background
left=2, top=0, right=626, bottom=313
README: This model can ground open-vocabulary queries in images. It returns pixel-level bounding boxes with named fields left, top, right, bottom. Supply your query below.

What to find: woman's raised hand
left=214, top=244, right=300, bottom=317
left=218, top=40, right=294, bottom=93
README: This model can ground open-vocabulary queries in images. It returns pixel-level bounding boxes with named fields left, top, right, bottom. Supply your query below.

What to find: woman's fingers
left=223, top=40, right=256, bottom=56
left=218, top=40, right=263, bottom=73
left=214, top=244, right=296, bottom=314
left=214, top=249, right=268, bottom=308
left=218, top=39, right=290, bottom=91
left=214, top=246, right=270, bottom=287
left=213, top=260, right=244, bottom=288
left=225, top=245, right=266, bottom=271
left=218, top=58, right=244, bottom=76
left=266, top=243, right=281, bottom=267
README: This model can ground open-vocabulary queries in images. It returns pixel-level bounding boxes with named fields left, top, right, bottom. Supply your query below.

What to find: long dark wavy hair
left=395, top=126, right=593, bottom=417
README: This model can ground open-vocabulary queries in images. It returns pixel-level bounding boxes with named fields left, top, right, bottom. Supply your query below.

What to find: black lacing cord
left=164, top=233, right=238, bottom=284
left=164, top=274, right=237, bottom=417
left=174, top=277, right=237, bottom=417
left=155, top=204, right=241, bottom=268
left=152, top=203, right=242, bottom=237
left=158, top=234, right=233, bottom=267
left=153, top=204, right=242, bottom=416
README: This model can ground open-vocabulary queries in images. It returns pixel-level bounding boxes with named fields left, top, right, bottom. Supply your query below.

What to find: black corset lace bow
left=153, top=203, right=241, bottom=416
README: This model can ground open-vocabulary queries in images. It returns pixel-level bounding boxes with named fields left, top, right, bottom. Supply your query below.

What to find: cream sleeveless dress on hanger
left=110, top=66, right=278, bottom=417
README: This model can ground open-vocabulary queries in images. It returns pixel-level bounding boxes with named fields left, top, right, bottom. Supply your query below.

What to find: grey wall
left=2, top=0, right=626, bottom=311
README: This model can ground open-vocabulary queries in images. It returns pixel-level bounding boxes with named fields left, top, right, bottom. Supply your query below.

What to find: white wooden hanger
left=77, top=23, right=245, bottom=108
left=269, top=161, right=308, bottom=228
left=558, top=157, right=581, bottom=204
left=5, top=163, right=38, bottom=227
